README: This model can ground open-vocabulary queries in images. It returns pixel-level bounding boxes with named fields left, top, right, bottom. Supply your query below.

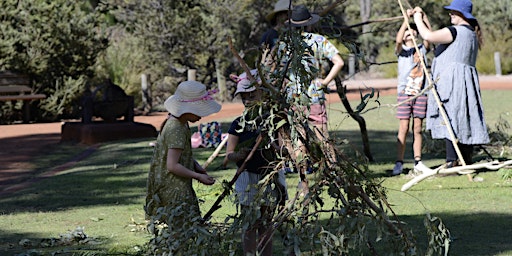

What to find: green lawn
left=0, top=90, right=511, bottom=255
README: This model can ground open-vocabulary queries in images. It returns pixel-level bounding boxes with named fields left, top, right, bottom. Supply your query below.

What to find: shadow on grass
left=272, top=211, right=512, bottom=255
left=0, top=228, right=118, bottom=255
left=0, top=126, right=446, bottom=213
left=0, top=121, right=235, bottom=214
left=397, top=211, right=512, bottom=256
left=0, top=133, right=64, bottom=185
left=1, top=121, right=508, bottom=255
left=0, top=124, right=498, bottom=211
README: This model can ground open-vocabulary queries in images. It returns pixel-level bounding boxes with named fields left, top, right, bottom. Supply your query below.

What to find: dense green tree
left=112, top=0, right=276, bottom=103
left=1, top=0, right=507, bottom=122
left=472, top=0, right=512, bottom=73
left=0, top=0, right=108, bottom=122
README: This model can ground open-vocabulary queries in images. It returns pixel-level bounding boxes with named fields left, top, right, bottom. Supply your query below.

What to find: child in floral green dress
left=145, top=81, right=221, bottom=253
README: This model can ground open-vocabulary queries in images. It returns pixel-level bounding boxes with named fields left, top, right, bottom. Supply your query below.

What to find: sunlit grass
left=0, top=91, right=511, bottom=255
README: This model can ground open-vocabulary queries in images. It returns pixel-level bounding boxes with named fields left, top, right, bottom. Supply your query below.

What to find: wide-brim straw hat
left=285, top=4, right=320, bottom=28
left=444, top=0, right=475, bottom=20
left=164, top=81, right=221, bottom=117
left=234, top=69, right=259, bottom=96
left=265, top=0, right=292, bottom=22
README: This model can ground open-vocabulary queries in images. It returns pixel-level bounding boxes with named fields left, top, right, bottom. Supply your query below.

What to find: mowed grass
left=0, top=90, right=511, bottom=255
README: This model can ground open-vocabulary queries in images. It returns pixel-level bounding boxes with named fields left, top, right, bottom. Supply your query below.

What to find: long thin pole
left=202, top=135, right=228, bottom=169
left=203, top=134, right=264, bottom=221
left=396, top=0, right=471, bottom=181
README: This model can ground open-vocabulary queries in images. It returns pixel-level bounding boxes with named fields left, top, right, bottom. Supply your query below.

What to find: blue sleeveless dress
left=426, top=25, right=489, bottom=145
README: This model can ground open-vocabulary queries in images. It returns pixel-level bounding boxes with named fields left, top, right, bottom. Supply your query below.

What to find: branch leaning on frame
left=401, top=160, right=512, bottom=191
left=396, top=0, right=473, bottom=181
left=202, top=134, right=264, bottom=221
left=228, top=36, right=279, bottom=96
left=392, top=77, right=438, bottom=107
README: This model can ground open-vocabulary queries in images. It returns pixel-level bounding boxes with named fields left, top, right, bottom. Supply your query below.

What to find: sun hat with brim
left=164, top=81, right=221, bottom=117
left=285, top=4, right=320, bottom=28
left=234, top=69, right=259, bottom=96
left=266, top=0, right=292, bottom=22
left=444, top=0, right=475, bottom=20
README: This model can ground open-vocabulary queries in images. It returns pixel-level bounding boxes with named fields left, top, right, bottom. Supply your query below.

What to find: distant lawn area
left=0, top=90, right=511, bottom=255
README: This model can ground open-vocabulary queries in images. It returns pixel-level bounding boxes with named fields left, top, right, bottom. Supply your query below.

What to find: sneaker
left=414, top=161, right=431, bottom=174
left=392, top=161, right=403, bottom=176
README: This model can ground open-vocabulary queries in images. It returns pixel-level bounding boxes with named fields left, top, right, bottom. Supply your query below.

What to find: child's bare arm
left=395, top=21, right=408, bottom=54
left=167, top=148, right=215, bottom=185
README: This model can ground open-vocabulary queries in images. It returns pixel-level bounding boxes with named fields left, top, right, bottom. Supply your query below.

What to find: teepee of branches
left=146, top=18, right=450, bottom=256
left=204, top=27, right=450, bottom=254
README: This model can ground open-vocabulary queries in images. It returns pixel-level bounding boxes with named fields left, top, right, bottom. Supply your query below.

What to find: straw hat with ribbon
left=164, top=81, right=221, bottom=117
left=230, top=69, right=260, bottom=96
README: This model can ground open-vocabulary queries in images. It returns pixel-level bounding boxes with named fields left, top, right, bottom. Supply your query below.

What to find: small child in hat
left=226, top=69, right=287, bottom=256
left=392, top=10, right=432, bottom=176
left=145, top=81, right=221, bottom=251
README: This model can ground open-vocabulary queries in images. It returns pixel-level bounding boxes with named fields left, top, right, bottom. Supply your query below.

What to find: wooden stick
left=340, top=16, right=403, bottom=29
left=202, top=135, right=229, bottom=169
left=401, top=160, right=512, bottom=191
left=396, top=0, right=472, bottom=181
left=228, top=36, right=254, bottom=83
left=202, top=134, right=264, bottom=221
left=318, top=0, right=345, bottom=17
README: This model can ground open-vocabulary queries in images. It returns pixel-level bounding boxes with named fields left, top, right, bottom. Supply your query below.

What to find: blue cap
left=444, top=0, right=475, bottom=20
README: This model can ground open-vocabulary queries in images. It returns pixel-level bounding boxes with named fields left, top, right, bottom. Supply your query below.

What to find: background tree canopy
left=0, top=0, right=108, bottom=123
left=0, top=0, right=510, bottom=123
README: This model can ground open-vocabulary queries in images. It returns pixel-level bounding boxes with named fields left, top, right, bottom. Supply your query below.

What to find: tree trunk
left=215, top=59, right=227, bottom=102
left=335, top=78, right=374, bottom=162
left=359, top=0, right=371, bottom=34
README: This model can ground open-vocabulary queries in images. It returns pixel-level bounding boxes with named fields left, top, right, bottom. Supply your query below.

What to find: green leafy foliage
left=112, top=0, right=270, bottom=106
left=143, top=17, right=452, bottom=254
left=0, top=0, right=108, bottom=122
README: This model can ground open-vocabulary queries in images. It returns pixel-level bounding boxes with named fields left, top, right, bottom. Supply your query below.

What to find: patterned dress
left=427, top=25, right=489, bottom=145
left=145, top=118, right=200, bottom=225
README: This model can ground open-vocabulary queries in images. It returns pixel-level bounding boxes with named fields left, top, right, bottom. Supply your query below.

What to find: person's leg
left=411, top=95, right=430, bottom=173
left=396, top=118, right=410, bottom=163
left=278, top=124, right=308, bottom=195
left=258, top=206, right=274, bottom=256
left=392, top=118, right=409, bottom=175
left=412, top=117, right=423, bottom=162
left=294, top=124, right=309, bottom=196
left=241, top=206, right=257, bottom=255
left=411, top=117, right=431, bottom=173
left=445, top=139, right=457, bottom=167
left=458, top=143, right=474, bottom=165
left=393, top=95, right=412, bottom=175
left=313, top=122, right=328, bottom=140
left=236, top=173, right=260, bottom=255
left=411, top=95, right=427, bottom=164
